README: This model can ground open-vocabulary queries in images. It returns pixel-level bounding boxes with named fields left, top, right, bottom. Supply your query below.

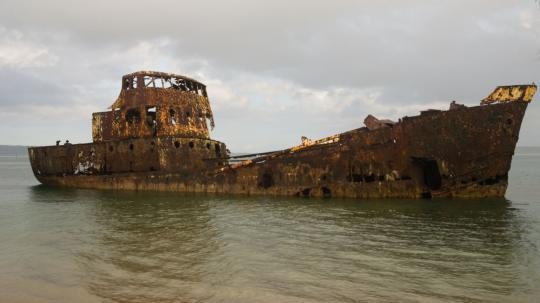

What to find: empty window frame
left=123, top=77, right=138, bottom=90
left=125, top=108, right=141, bottom=124
left=169, top=108, right=177, bottom=125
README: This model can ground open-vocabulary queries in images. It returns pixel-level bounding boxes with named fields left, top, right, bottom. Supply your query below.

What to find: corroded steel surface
left=28, top=74, right=536, bottom=199
left=481, top=84, right=536, bottom=105
left=93, top=71, right=214, bottom=142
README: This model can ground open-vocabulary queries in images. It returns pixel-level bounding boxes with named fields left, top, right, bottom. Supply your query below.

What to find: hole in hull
left=424, top=160, right=442, bottom=190
left=321, top=187, right=331, bottom=198
left=412, top=157, right=442, bottom=190
left=258, top=172, right=274, bottom=189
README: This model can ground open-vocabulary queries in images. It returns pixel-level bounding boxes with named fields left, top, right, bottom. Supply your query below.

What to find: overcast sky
left=0, top=0, right=539, bottom=152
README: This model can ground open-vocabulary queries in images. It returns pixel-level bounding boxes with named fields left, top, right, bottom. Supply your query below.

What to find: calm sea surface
left=1, top=149, right=539, bottom=303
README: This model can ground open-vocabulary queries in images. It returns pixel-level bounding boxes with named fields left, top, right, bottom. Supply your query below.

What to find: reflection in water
left=24, top=186, right=536, bottom=302
left=83, top=192, right=220, bottom=302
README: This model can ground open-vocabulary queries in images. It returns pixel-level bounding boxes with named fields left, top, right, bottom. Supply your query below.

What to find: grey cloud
left=0, top=68, right=68, bottom=105
left=1, top=1, right=537, bottom=95
left=0, top=0, right=539, bottom=148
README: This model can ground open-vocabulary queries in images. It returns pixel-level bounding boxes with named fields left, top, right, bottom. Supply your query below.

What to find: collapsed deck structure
left=28, top=71, right=537, bottom=198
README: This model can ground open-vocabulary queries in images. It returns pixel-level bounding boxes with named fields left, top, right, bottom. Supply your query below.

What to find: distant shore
left=0, top=145, right=28, bottom=157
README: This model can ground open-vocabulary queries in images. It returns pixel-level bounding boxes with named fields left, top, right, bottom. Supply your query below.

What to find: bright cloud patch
left=0, top=27, right=58, bottom=68
left=0, top=0, right=538, bottom=149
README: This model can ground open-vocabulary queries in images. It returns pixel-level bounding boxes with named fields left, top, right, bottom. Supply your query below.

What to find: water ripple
left=1, top=157, right=540, bottom=302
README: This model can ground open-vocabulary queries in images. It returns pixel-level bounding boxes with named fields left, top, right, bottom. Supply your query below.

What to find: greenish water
left=0, top=152, right=539, bottom=303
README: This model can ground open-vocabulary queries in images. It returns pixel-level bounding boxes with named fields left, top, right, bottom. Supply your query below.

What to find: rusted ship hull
left=29, top=100, right=529, bottom=199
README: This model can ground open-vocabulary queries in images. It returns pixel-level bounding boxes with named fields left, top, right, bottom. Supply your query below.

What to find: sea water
left=0, top=149, right=539, bottom=302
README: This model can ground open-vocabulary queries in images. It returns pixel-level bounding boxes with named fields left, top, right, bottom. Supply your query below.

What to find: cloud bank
left=0, top=0, right=539, bottom=151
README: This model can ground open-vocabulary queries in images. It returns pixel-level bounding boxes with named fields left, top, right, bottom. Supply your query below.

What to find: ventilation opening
left=206, top=143, right=211, bottom=149
left=174, top=141, right=180, bottom=148
left=108, top=146, right=114, bottom=152
left=129, top=143, right=134, bottom=151
left=189, top=141, right=194, bottom=149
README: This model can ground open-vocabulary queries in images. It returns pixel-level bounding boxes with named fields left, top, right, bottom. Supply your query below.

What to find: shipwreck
left=28, top=71, right=537, bottom=198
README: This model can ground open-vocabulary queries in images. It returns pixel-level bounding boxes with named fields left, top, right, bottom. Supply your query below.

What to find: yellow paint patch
left=481, top=84, right=537, bottom=105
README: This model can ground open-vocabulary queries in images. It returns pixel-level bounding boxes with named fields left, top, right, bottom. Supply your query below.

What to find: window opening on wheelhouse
left=123, top=77, right=137, bottom=90
left=146, top=107, right=157, bottom=136
left=169, top=108, right=176, bottom=125
left=126, top=108, right=140, bottom=124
